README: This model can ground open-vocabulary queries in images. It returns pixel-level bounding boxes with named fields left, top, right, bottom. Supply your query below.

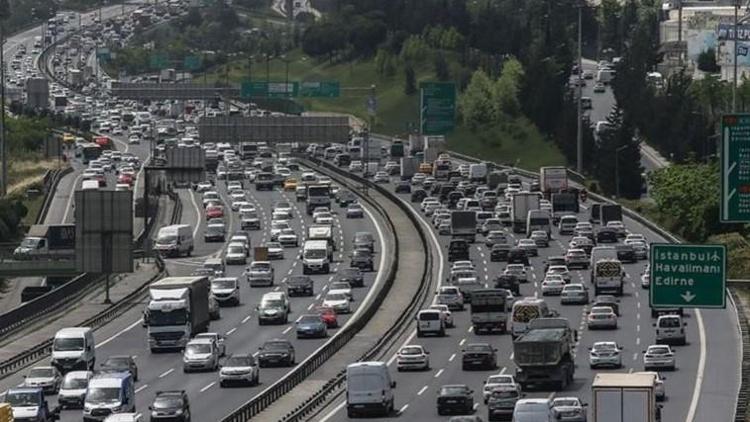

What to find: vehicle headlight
left=175, top=409, right=183, bottom=415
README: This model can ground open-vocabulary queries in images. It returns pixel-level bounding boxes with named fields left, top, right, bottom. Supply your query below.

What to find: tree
left=593, top=106, right=643, bottom=198
left=301, top=21, right=347, bottom=61
left=459, top=69, right=496, bottom=129
left=404, top=64, right=417, bottom=95
left=697, top=48, right=720, bottom=73
left=599, top=0, right=622, bottom=53
left=434, top=52, right=450, bottom=81
left=493, top=57, right=524, bottom=117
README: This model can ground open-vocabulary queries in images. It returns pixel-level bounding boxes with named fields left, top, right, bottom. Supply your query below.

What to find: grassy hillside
left=207, top=50, right=566, bottom=171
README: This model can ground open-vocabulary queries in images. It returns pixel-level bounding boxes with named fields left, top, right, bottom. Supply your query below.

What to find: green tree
left=493, top=57, right=524, bottom=117
left=594, top=106, right=643, bottom=198
left=599, top=0, right=622, bottom=53
left=404, top=64, right=417, bottom=95
left=434, top=52, right=450, bottom=81
left=697, top=48, right=720, bottom=73
left=459, top=69, right=496, bottom=129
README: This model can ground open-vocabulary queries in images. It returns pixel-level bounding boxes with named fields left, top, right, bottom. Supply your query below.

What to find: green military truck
left=513, top=318, right=576, bottom=390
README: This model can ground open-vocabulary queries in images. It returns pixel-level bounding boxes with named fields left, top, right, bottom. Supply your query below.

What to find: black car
left=506, top=248, right=529, bottom=266
left=490, top=244, right=510, bottom=262
left=100, top=355, right=138, bottom=381
left=257, top=339, right=296, bottom=367
left=150, top=390, right=191, bottom=422
left=461, top=343, right=497, bottom=370
left=338, top=267, right=365, bottom=287
left=411, top=189, right=428, bottom=203
left=350, top=248, right=375, bottom=271
left=596, top=228, right=618, bottom=244
left=395, top=181, right=411, bottom=194
left=337, top=190, right=357, bottom=206
left=448, top=239, right=470, bottom=262
left=493, top=275, right=520, bottom=295
left=615, top=244, right=637, bottom=263
left=447, top=191, right=464, bottom=208
left=437, top=384, right=475, bottom=415
left=544, top=256, right=567, bottom=272
left=286, top=275, right=314, bottom=296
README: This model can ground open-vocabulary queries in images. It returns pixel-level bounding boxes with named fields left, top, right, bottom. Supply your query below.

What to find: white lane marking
left=500, top=367, right=507, bottom=374
left=242, top=315, right=251, bottom=324
left=97, top=319, right=142, bottom=348
left=473, top=403, right=479, bottom=410
left=226, top=328, right=237, bottom=335
left=633, top=353, right=638, bottom=361
left=687, top=309, right=707, bottom=422
left=282, top=326, right=292, bottom=334
left=636, top=338, right=640, bottom=345
left=434, top=369, right=444, bottom=378
left=449, top=353, right=456, bottom=362
left=189, top=189, right=202, bottom=239
left=417, top=386, right=428, bottom=396
left=200, top=382, right=215, bottom=392
left=398, top=404, right=409, bottom=414
left=158, top=369, right=174, bottom=378
left=62, top=173, right=84, bottom=223
left=135, top=384, right=148, bottom=393
left=459, top=338, right=466, bottom=346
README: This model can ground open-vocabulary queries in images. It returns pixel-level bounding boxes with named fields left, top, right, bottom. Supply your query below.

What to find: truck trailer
left=592, top=373, right=660, bottom=422
left=510, top=193, right=541, bottom=233
left=146, top=276, right=210, bottom=352
left=513, top=318, right=576, bottom=390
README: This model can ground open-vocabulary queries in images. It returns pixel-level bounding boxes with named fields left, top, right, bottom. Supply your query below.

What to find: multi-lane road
left=316, top=152, right=740, bottom=422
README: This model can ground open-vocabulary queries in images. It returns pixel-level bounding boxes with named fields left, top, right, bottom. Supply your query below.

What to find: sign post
left=650, top=244, right=726, bottom=309
left=419, top=81, right=456, bottom=135
left=721, top=113, right=750, bottom=222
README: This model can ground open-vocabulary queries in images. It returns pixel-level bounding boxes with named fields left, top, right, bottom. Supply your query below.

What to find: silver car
left=183, top=338, right=219, bottom=372
left=23, top=366, right=62, bottom=394
left=58, top=371, right=92, bottom=408
left=561, top=283, right=589, bottom=305
left=643, top=345, right=676, bottom=371
left=589, top=341, right=622, bottom=369
left=219, top=354, right=259, bottom=387
left=552, top=397, right=587, bottom=422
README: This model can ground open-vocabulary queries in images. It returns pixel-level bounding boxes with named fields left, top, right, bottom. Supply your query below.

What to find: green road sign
left=300, top=81, right=340, bottom=97
left=650, top=244, right=726, bottom=308
left=419, top=81, right=456, bottom=135
left=150, top=53, right=169, bottom=70
left=241, top=81, right=299, bottom=98
left=721, top=113, right=750, bottom=222
left=184, top=55, right=202, bottom=71
left=96, top=48, right=110, bottom=61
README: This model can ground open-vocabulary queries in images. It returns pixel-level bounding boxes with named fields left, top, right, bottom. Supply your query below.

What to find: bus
left=511, top=298, right=553, bottom=338
left=79, top=143, right=102, bottom=164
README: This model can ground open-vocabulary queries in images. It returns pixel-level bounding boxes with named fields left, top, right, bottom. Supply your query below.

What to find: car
left=529, top=230, right=549, bottom=248
left=643, top=344, right=676, bottom=371
left=205, top=204, right=224, bottom=219
left=182, top=338, right=220, bottom=372
left=219, top=354, right=259, bottom=387
left=541, top=275, right=566, bottom=296
left=437, top=286, right=465, bottom=310
left=204, top=223, right=225, bottom=242
left=485, top=231, right=508, bottom=248
left=592, top=295, right=620, bottom=316
left=313, top=211, right=334, bottom=225
left=487, top=386, right=523, bottom=421
left=593, top=82, right=606, bottom=93
left=225, top=243, right=247, bottom=265
left=551, top=397, right=587, bottom=422
left=396, top=345, right=430, bottom=371
left=437, top=384, right=475, bottom=416
left=582, top=70, right=594, bottom=79
left=257, top=339, right=296, bottom=367
left=412, top=173, right=426, bottom=185
left=395, top=181, right=411, bottom=193
left=587, top=306, right=618, bottom=330
left=438, top=221, right=452, bottom=235
left=149, top=390, right=191, bottom=421
left=346, top=202, right=364, bottom=218
left=265, top=241, right=284, bottom=260
left=100, top=355, right=139, bottom=381
left=461, top=343, right=497, bottom=370
left=641, top=272, right=650, bottom=289
left=23, top=366, right=62, bottom=394
left=546, top=265, right=571, bottom=284
left=287, top=275, right=314, bottom=296
left=636, top=371, right=666, bottom=401
left=490, top=243, right=511, bottom=262
left=654, top=314, right=687, bottom=345
left=245, top=261, right=275, bottom=286
left=561, top=283, right=589, bottom=304
left=516, top=238, right=538, bottom=256
left=338, top=267, right=364, bottom=288
left=429, top=304, right=455, bottom=328
left=373, top=171, right=389, bottom=183
left=626, top=240, right=649, bottom=260
left=503, top=264, right=528, bottom=283
left=625, top=233, right=646, bottom=243
left=350, top=248, right=375, bottom=271
left=565, top=249, right=589, bottom=269
left=58, top=370, right=92, bottom=409
left=277, top=228, right=299, bottom=248
left=481, top=219, right=504, bottom=236
left=606, top=220, right=627, bottom=237
left=194, top=332, right=226, bottom=357
left=283, top=178, right=298, bottom=191
left=482, top=374, right=519, bottom=404
left=589, top=341, right=623, bottom=369
left=315, top=305, right=339, bottom=328
left=615, top=244, right=637, bottom=263
left=410, top=189, right=428, bottom=203
left=210, top=277, right=240, bottom=306
left=323, top=292, right=351, bottom=314
left=296, top=314, right=328, bottom=338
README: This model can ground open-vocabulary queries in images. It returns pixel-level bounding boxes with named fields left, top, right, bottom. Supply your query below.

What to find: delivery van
left=346, top=362, right=396, bottom=417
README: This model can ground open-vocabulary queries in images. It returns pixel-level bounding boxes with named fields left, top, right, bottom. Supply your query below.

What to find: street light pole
left=734, top=0, right=740, bottom=112
left=576, top=4, right=583, bottom=174
left=615, top=145, right=627, bottom=198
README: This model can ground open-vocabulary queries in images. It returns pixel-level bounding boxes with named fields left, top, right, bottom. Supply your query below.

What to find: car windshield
left=28, top=368, right=54, bottom=378
left=400, top=347, right=423, bottom=355
left=465, top=344, right=489, bottom=352
left=87, top=387, right=120, bottom=402
left=5, top=391, right=39, bottom=406
left=649, top=346, right=670, bottom=354
left=104, top=358, right=129, bottom=367
left=62, top=376, right=88, bottom=389
left=594, top=343, right=618, bottom=351
left=212, top=279, right=236, bottom=289
left=186, top=344, right=211, bottom=354
left=299, top=315, right=321, bottom=324
left=264, top=341, right=290, bottom=351
left=251, top=263, right=271, bottom=271
left=326, top=293, right=347, bottom=301
left=226, top=356, right=255, bottom=367
left=228, top=246, right=244, bottom=254
left=153, top=396, right=183, bottom=409
left=554, top=399, right=579, bottom=407
left=659, top=318, right=681, bottom=328
left=260, top=299, right=284, bottom=308
left=54, top=337, right=84, bottom=351
left=440, top=386, right=468, bottom=395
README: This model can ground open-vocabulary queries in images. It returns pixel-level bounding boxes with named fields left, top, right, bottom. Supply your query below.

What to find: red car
left=117, top=173, right=133, bottom=186
left=315, top=306, right=338, bottom=328
left=205, top=205, right=224, bottom=219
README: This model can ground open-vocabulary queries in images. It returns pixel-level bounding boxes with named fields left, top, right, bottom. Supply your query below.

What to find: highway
left=315, top=151, right=740, bottom=422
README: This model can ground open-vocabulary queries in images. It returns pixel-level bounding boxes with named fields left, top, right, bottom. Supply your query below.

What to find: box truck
left=146, top=276, right=210, bottom=351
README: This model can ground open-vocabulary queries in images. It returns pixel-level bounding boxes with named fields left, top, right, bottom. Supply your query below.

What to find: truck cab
left=3, top=387, right=59, bottom=421
left=302, top=240, right=332, bottom=274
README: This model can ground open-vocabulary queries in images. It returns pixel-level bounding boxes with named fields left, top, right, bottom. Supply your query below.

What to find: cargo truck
left=600, top=204, right=623, bottom=225
left=390, top=141, right=405, bottom=158
left=400, top=157, right=418, bottom=180
left=539, top=166, right=568, bottom=199
left=451, top=211, right=477, bottom=243
left=408, top=134, right=424, bottom=155
left=146, top=276, right=210, bottom=352
left=592, top=259, right=624, bottom=296
left=240, top=142, right=258, bottom=160
left=306, top=184, right=332, bottom=214
left=487, top=170, right=509, bottom=190
left=14, top=224, right=75, bottom=260
left=592, top=373, right=660, bottom=422
left=513, top=318, right=576, bottom=390
left=423, top=135, right=446, bottom=163
left=470, top=289, right=508, bottom=334
left=469, top=163, right=488, bottom=184
left=551, top=192, right=579, bottom=223
left=308, top=224, right=336, bottom=252
left=511, top=193, right=541, bottom=233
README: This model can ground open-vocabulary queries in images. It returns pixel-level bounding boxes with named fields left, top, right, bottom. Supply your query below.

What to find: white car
left=195, top=181, right=213, bottom=193
left=314, top=212, right=334, bottom=225
left=625, top=233, right=646, bottom=243
left=429, top=304, right=454, bottom=328
left=322, top=292, right=351, bottom=314
left=551, top=397, right=587, bottom=422
left=606, top=220, right=627, bottom=237
left=641, top=272, right=650, bottom=288
left=546, top=265, right=571, bottom=283
left=328, top=281, right=353, bottom=302
left=373, top=171, right=389, bottom=183
left=348, top=161, right=363, bottom=172
left=225, top=243, right=247, bottom=265
left=219, top=354, right=259, bottom=387
left=396, top=345, right=430, bottom=371
left=411, top=173, right=426, bottom=185
left=194, top=332, right=226, bottom=357
left=587, top=306, right=618, bottom=329
left=503, top=264, right=528, bottom=283
left=127, top=135, right=140, bottom=144
left=643, top=345, right=676, bottom=371
left=451, top=261, right=475, bottom=272
left=541, top=275, right=566, bottom=296
left=277, top=228, right=299, bottom=248
left=23, top=366, right=62, bottom=394
left=589, top=341, right=622, bottom=369
left=482, top=374, right=519, bottom=403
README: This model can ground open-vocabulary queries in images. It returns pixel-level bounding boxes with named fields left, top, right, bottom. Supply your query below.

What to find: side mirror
left=391, top=381, right=397, bottom=388
left=149, top=406, right=154, bottom=411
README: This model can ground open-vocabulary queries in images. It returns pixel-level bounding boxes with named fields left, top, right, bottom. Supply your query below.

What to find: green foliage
left=459, top=69, right=497, bottom=129
left=707, top=233, right=750, bottom=278
left=404, top=64, right=416, bottom=95
left=697, top=48, right=720, bottom=73
left=0, top=199, right=28, bottom=242
left=400, top=35, right=431, bottom=64
left=434, top=52, right=450, bottom=81
left=493, top=58, right=523, bottom=117
left=593, top=106, right=643, bottom=198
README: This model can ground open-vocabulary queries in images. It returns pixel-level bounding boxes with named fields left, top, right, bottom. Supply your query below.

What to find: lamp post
left=0, top=0, right=9, bottom=197
left=615, top=145, right=627, bottom=198
left=576, top=1, right=583, bottom=174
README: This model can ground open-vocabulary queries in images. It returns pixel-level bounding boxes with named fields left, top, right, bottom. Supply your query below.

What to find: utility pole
left=677, top=0, right=683, bottom=67
left=734, top=0, right=740, bottom=112
left=576, top=3, right=583, bottom=174
left=0, top=1, right=7, bottom=197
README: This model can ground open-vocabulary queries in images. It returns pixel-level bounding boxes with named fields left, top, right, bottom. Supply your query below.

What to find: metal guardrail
left=35, top=167, right=74, bottom=225
left=272, top=158, right=436, bottom=422
left=220, top=157, right=408, bottom=422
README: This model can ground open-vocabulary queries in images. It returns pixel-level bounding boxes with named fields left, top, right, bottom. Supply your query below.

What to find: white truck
left=408, top=134, right=424, bottom=155
left=511, top=192, right=541, bottom=233
left=308, top=224, right=336, bottom=252
left=400, top=157, right=418, bottom=180
left=14, top=224, right=75, bottom=260
left=146, top=276, right=210, bottom=352
left=592, top=259, right=625, bottom=296
left=469, top=163, right=488, bottom=183
left=346, top=362, right=396, bottom=417
left=592, top=373, right=660, bottom=422
left=470, top=289, right=508, bottom=334
left=423, top=135, right=446, bottom=163
left=539, top=166, right=568, bottom=200
left=302, top=240, right=332, bottom=274
left=306, top=184, right=331, bottom=214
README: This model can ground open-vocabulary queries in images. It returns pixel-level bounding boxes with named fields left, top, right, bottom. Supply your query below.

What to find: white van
left=83, top=372, right=135, bottom=421
left=513, top=398, right=556, bottom=422
left=81, top=179, right=99, bottom=190
left=416, top=309, right=446, bottom=337
left=51, top=327, right=96, bottom=372
left=596, top=68, right=615, bottom=84
left=655, top=314, right=686, bottom=345
left=346, top=362, right=396, bottom=417
left=511, top=298, right=552, bottom=337
left=302, top=240, right=331, bottom=274
left=526, top=209, right=552, bottom=237
left=590, top=246, right=618, bottom=268
left=154, top=224, right=193, bottom=257
left=559, top=215, right=578, bottom=235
